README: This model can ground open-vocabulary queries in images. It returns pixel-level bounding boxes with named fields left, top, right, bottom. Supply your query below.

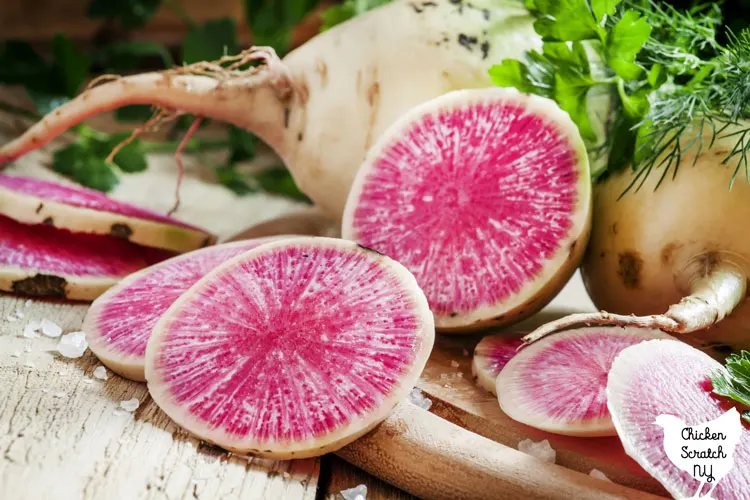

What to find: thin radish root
left=168, top=117, right=202, bottom=215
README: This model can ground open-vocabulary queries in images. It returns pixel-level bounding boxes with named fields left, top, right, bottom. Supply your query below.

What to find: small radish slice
left=0, top=215, right=173, bottom=301
left=607, top=339, right=749, bottom=499
left=471, top=334, right=525, bottom=395
left=0, top=175, right=216, bottom=252
left=144, top=237, right=435, bottom=458
left=496, top=327, right=673, bottom=437
left=83, top=237, right=286, bottom=382
left=341, top=87, right=592, bottom=332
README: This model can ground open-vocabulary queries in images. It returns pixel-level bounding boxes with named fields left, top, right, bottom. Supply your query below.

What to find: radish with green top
left=0, top=0, right=541, bottom=220
left=342, top=87, right=592, bottom=331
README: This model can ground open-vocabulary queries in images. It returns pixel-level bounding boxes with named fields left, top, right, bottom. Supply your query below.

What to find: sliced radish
left=341, top=87, right=591, bottom=331
left=0, top=214, right=173, bottom=301
left=471, top=333, right=525, bottom=395
left=607, top=339, right=749, bottom=499
left=144, top=237, right=435, bottom=458
left=83, top=237, right=287, bottom=382
left=0, top=175, right=215, bottom=252
left=496, top=327, right=673, bottom=437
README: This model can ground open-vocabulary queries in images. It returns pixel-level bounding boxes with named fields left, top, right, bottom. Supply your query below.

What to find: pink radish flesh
left=144, top=237, right=434, bottom=458
left=496, top=327, right=673, bottom=437
left=0, top=214, right=173, bottom=300
left=471, top=334, right=525, bottom=395
left=0, top=175, right=215, bottom=251
left=607, top=339, right=749, bottom=499
left=342, top=88, right=590, bottom=331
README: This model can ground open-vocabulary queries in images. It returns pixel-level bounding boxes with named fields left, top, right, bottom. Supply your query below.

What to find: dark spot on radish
left=449, top=312, right=458, bottom=317
left=458, top=34, right=478, bottom=52
left=201, top=236, right=212, bottom=248
left=197, top=442, right=229, bottom=458
left=568, top=240, right=577, bottom=257
left=55, top=109, right=61, bottom=117
left=611, top=222, right=618, bottom=235
left=482, top=8, right=490, bottom=20
left=494, top=314, right=505, bottom=321
left=35, top=203, right=43, bottom=214
left=480, top=41, right=490, bottom=59
left=367, top=81, right=380, bottom=107
left=42, top=217, right=53, bottom=225
left=696, top=251, right=720, bottom=276
left=660, top=242, right=682, bottom=266
left=297, top=132, right=303, bottom=141
left=283, top=107, right=291, bottom=129
left=600, top=252, right=605, bottom=258
left=357, top=243, right=385, bottom=256
left=617, top=251, right=643, bottom=288
left=12, top=274, right=67, bottom=298
left=110, top=223, right=133, bottom=240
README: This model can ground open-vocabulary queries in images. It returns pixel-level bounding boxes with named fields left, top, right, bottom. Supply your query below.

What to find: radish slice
left=496, top=327, right=673, bottom=437
left=0, top=175, right=215, bottom=252
left=144, top=237, right=435, bottom=458
left=0, top=214, right=173, bottom=301
left=471, top=334, right=525, bottom=395
left=341, top=87, right=591, bottom=331
left=607, top=339, right=750, bottom=499
left=83, top=237, right=288, bottom=381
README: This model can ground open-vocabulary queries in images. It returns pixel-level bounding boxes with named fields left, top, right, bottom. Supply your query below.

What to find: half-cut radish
left=144, top=237, right=435, bottom=458
left=0, top=214, right=173, bottom=300
left=607, top=339, right=749, bottom=499
left=0, top=175, right=215, bottom=252
left=83, top=237, right=287, bottom=381
left=341, top=87, right=591, bottom=331
left=471, top=333, right=525, bottom=395
left=496, top=327, right=673, bottom=437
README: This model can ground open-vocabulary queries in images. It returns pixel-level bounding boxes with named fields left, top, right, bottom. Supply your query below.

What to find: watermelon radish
left=0, top=175, right=216, bottom=252
left=496, top=327, right=673, bottom=437
left=144, top=237, right=435, bottom=458
left=83, top=237, right=287, bottom=382
left=607, top=339, right=749, bottom=499
left=471, top=333, right=525, bottom=395
left=0, top=214, right=173, bottom=300
left=341, top=87, right=592, bottom=332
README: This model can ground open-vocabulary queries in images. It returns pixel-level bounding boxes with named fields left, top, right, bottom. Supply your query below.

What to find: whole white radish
left=0, top=0, right=541, bottom=220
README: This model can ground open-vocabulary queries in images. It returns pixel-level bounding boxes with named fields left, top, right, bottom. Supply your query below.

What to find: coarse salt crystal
left=450, top=360, right=460, bottom=368
left=41, top=388, right=50, bottom=393
left=340, top=484, right=367, bottom=500
left=93, top=366, right=108, bottom=380
left=57, top=331, right=88, bottom=358
left=120, top=398, right=140, bottom=412
left=282, top=472, right=291, bottom=479
left=10, top=351, right=20, bottom=358
left=589, top=469, right=612, bottom=482
left=23, top=320, right=42, bottom=338
left=53, top=392, right=66, bottom=398
left=15, top=309, right=24, bottom=319
left=23, top=344, right=32, bottom=353
left=407, top=387, right=432, bottom=410
left=518, top=439, right=556, bottom=464
left=82, top=378, right=94, bottom=384
left=6, top=315, right=17, bottom=323
left=24, top=300, right=32, bottom=308
left=23, top=361, right=34, bottom=368
left=41, top=319, right=63, bottom=338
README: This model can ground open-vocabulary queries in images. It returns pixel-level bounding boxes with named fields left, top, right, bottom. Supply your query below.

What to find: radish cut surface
left=496, top=327, right=672, bottom=437
left=144, top=237, right=435, bottom=458
left=83, top=237, right=285, bottom=382
left=0, top=214, right=173, bottom=300
left=341, top=88, right=591, bottom=331
left=0, top=175, right=216, bottom=252
left=471, top=334, right=525, bottom=395
left=607, top=339, right=750, bottom=499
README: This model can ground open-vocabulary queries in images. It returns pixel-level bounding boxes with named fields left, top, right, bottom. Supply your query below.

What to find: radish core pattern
left=147, top=241, right=431, bottom=450
left=344, top=99, right=580, bottom=321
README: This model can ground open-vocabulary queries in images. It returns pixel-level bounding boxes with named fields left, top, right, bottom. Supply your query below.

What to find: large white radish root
left=0, top=0, right=540, bottom=219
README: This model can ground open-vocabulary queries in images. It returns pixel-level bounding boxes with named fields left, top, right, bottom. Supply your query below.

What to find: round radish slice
left=496, top=327, right=673, bottom=437
left=471, top=334, right=525, bottom=395
left=0, top=175, right=216, bottom=252
left=607, top=339, right=749, bottom=499
left=83, top=237, right=287, bottom=382
left=341, top=87, right=592, bottom=331
left=0, top=214, right=173, bottom=301
left=144, top=237, right=435, bottom=458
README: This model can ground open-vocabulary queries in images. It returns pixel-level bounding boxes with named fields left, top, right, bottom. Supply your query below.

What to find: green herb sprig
left=710, top=350, right=750, bottom=424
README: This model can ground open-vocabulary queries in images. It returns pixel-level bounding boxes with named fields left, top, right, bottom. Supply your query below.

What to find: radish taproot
left=144, top=237, right=434, bottom=458
left=0, top=0, right=541, bottom=219
left=83, top=237, right=287, bottom=381
left=0, top=214, right=173, bottom=300
left=496, top=327, right=673, bottom=437
left=0, top=174, right=215, bottom=252
left=606, top=339, right=749, bottom=499
left=471, top=333, right=525, bottom=395
left=341, top=87, right=592, bottom=331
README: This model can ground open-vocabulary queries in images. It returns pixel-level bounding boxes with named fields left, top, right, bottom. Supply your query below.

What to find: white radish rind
left=341, top=87, right=591, bottom=331
left=496, top=327, right=673, bottom=437
left=83, top=237, right=287, bottom=382
left=607, top=339, right=750, bottom=499
left=471, top=333, right=525, bottom=395
left=0, top=175, right=216, bottom=252
left=144, top=237, right=435, bottom=458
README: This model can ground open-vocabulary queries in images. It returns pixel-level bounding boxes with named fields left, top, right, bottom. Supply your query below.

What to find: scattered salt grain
left=15, top=309, right=24, bottom=319
left=93, top=366, right=108, bottom=380
left=120, top=398, right=140, bottom=412
left=57, top=331, right=88, bottom=358
left=41, top=319, right=63, bottom=338
left=589, top=469, right=612, bottom=482
left=457, top=372, right=464, bottom=378
left=53, top=392, right=66, bottom=398
left=10, top=351, right=20, bottom=358
left=23, top=344, right=32, bottom=353
left=82, top=378, right=94, bottom=384
left=23, top=361, right=34, bottom=368
left=282, top=472, right=291, bottom=479
left=450, top=360, right=460, bottom=368
left=462, top=348, right=469, bottom=357
left=518, top=439, right=556, bottom=464
left=408, top=387, right=432, bottom=410
left=24, top=299, right=32, bottom=308
left=40, top=388, right=50, bottom=393
left=340, top=484, right=367, bottom=500
left=23, top=320, right=42, bottom=338
left=6, top=315, right=17, bottom=322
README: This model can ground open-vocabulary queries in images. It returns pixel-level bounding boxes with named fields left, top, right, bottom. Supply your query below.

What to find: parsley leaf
left=52, top=143, right=120, bottom=192
left=710, top=350, right=750, bottom=423
left=591, top=0, right=620, bottom=23
left=531, top=0, right=601, bottom=42
left=555, top=71, right=598, bottom=142
left=606, top=10, right=651, bottom=80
